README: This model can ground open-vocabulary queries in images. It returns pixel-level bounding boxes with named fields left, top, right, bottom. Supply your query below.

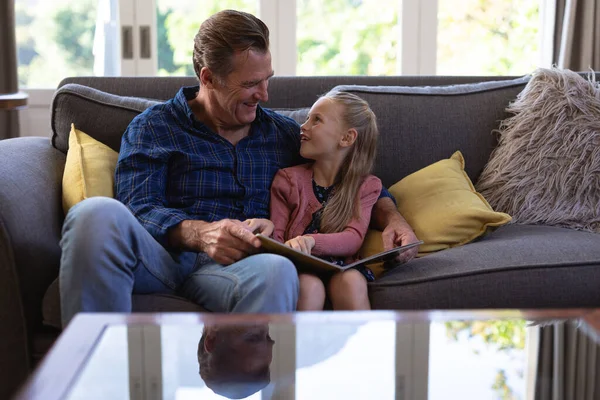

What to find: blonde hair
left=319, top=90, right=379, bottom=233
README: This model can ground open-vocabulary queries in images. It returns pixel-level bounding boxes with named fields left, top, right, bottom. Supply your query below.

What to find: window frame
left=18, top=0, right=553, bottom=87
left=17, top=0, right=554, bottom=139
left=262, top=0, right=437, bottom=76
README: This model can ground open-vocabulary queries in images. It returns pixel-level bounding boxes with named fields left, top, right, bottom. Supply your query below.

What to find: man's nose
left=254, top=80, right=268, bottom=102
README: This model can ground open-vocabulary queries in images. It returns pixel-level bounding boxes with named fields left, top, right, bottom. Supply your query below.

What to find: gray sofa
left=2, top=75, right=600, bottom=398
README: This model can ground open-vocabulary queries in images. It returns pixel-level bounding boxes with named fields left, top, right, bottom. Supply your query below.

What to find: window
left=436, top=0, right=541, bottom=75
left=429, top=320, right=529, bottom=399
left=296, top=0, right=401, bottom=75
left=15, top=0, right=111, bottom=89
left=156, top=0, right=259, bottom=77
left=15, top=0, right=549, bottom=89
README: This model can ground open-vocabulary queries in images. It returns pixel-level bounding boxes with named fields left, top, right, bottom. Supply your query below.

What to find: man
left=198, top=323, right=274, bottom=398
left=59, top=10, right=418, bottom=326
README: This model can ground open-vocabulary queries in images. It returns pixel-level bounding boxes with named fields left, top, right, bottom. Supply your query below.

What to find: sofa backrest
left=334, top=80, right=529, bottom=185
left=57, top=75, right=520, bottom=107
left=52, top=75, right=528, bottom=185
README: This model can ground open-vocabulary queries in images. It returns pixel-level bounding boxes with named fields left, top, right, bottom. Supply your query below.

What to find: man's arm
left=115, top=116, right=191, bottom=247
left=116, top=117, right=259, bottom=263
left=371, top=197, right=419, bottom=263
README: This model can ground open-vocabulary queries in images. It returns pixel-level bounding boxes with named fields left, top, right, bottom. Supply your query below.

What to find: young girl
left=270, top=90, right=381, bottom=311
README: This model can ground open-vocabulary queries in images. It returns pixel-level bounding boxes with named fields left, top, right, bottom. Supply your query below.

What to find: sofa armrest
left=0, top=137, right=65, bottom=399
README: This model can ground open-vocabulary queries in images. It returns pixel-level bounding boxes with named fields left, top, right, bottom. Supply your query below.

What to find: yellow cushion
left=358, top=151, right=511, bottom=267
left=62, top=124, right=119, bottom=214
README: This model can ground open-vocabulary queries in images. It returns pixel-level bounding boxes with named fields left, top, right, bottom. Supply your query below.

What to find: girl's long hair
left=319, top=90, right=379, bottom=233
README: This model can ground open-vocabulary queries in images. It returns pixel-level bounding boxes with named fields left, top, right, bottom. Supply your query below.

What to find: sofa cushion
left=369, top=224, right=600, bottom=309
left=332, top=76, right=529, bottom=187
left=389, top=151, right=511, bottom=255
left=62, top=124, right=119, bottom=214
left=358, top=151, right=512, bottom=275
left=52, top=84, right=160, bottom=154
left=476, top=68, right=600, bottom=233
left=42, top=278, right=204, bottom=330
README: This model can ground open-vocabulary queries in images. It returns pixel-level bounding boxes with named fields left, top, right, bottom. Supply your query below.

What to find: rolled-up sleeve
left=379, top=186, right=396, bottom=205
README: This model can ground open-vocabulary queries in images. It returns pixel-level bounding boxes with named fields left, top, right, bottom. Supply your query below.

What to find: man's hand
left=382, top=217, right=419, bottom=264
left=168, top=219, right=260, bottom=265
left=372, top=197, right=419, bottom=264
left=285, top=235, right=315, bottom=255
left=243, top=218, right=275, bottom=237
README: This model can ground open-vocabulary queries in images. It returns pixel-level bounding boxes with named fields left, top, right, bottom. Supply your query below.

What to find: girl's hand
left=285, top=235, right=316, bottom=254
left=243, top=218, right=275, bottom=237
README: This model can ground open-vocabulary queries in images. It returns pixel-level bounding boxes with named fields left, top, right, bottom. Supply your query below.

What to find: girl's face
left=300, top=97, right=346, bottom=160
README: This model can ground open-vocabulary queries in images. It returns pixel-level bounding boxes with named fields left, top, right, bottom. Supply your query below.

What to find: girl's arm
left=270, top=169, right=293, bottom=243
left=307, top=176, right=382, bottom=257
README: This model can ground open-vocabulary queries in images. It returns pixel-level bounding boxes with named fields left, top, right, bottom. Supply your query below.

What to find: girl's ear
left=340, top=128, right=358, bottom=148
left=200, top=67, right=215, bottom=89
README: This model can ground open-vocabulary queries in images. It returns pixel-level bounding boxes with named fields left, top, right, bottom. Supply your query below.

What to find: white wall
left=18, top=90, right=53, bottom=138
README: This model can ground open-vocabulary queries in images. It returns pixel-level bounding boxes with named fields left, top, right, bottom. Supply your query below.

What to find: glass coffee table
left=13, top=309, right=600, bottom=400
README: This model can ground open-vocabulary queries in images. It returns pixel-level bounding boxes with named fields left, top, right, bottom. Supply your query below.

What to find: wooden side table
left=0, top=92, right=28, bottom=110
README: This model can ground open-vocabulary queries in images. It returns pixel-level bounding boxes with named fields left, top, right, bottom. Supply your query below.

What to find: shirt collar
left=176, top=86, right=200, bottom=123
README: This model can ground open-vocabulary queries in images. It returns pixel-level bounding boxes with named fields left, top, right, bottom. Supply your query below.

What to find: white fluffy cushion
left=476, top=68, right=600, bottom=233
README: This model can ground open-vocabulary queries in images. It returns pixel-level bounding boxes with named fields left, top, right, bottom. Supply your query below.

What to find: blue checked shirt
left=115, top=86, right=394, bottom=247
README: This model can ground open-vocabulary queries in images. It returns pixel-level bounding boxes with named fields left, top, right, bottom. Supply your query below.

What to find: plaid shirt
left=115, top=86, right=302, bottom=246
left=115, top=86, right=394, bottom=247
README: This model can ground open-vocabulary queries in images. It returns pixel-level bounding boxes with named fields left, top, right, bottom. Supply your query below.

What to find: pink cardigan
left=270, top=163, right=382, bottom=259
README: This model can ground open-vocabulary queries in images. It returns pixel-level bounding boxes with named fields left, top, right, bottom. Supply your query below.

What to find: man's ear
left=340, top=128, right=358, bottom=148
left=204, top=331, right=217, bottom=353
left=200, top=67, right=215, bottom=89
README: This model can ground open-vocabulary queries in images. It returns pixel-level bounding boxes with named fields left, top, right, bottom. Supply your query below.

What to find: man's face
left=211, top=49, right=274, bottom=128
left=201, top=324, right=275, bottom=398
left=223, top=324, right=274, bottom=375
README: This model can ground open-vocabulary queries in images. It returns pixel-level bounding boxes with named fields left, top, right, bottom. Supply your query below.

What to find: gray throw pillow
left=475, top=68, right=600, bottom=233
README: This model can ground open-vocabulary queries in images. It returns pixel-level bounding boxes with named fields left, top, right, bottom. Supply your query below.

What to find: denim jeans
left=59, top=197, right=299, bottom=326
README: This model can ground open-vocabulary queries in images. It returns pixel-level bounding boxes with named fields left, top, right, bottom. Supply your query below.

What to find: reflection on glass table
left=54, top=311, right=600, bottom=400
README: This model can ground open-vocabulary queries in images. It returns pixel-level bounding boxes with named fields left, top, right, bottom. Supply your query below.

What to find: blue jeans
left=59, top=197, right=299, bottom=326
